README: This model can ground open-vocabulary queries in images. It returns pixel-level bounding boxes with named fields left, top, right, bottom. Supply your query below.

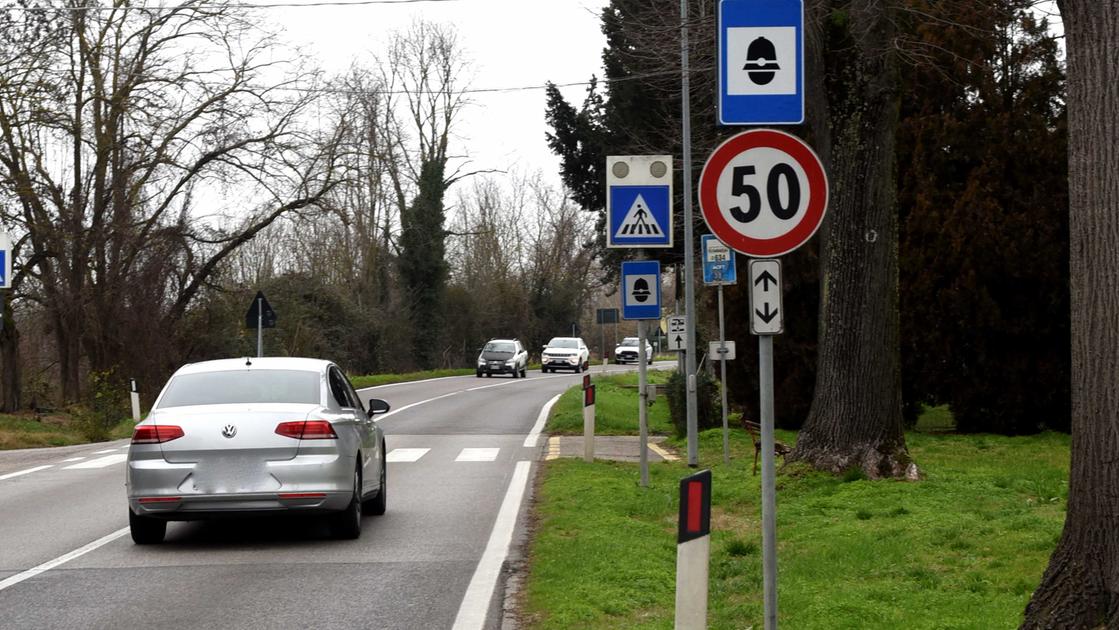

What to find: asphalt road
left=0, top=362, right=670, bottom=630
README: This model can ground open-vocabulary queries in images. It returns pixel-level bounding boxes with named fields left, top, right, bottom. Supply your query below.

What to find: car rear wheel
left=330, top=468, right=362, bottom=540
left=365, top=441, right=387, bottom=516
left=520, top=367, right=527, bottom=378
left=129, top=509, right=166, bottom=545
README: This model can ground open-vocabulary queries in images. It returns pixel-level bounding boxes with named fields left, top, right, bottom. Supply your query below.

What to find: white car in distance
left=614, top=337, right=653, bottom=364
left=541, top=337, right=590, bottom=373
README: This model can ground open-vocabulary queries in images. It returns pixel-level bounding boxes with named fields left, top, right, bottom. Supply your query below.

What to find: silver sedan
left=126, top=357, right=388, bottom=544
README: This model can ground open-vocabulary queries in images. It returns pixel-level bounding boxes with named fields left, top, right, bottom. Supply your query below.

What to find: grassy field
left=522, top=392, right=1069, bottom=629
left=349, top=368, right=474, bottom=389
left=0, top=413, right=135, bottom=450
left=545, top=372, right=673, bottom=435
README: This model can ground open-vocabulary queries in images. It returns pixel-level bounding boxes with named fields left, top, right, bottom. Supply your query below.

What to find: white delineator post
left=583, top=382, right=595, bottom=463
left=129, top=378, right=141, bottom=423
left=675, top=468, right=711, bottom=629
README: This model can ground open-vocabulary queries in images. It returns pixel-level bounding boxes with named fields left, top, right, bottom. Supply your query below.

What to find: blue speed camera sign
left=718, top=0, right=803, bottom=125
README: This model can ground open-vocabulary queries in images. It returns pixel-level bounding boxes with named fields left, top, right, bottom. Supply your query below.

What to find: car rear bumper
left=127, top=450, right=356, bottom=519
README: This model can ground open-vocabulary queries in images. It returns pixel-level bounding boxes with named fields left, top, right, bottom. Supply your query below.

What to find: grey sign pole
left=718, top=280, right=730, bottom=465
left=256, top=297, right=263, bottom=358
left=637, top=317, right=650, bottom=487
left=680, top=0, right=699, bottom=468
left=760, top=334, right=777, bottom=630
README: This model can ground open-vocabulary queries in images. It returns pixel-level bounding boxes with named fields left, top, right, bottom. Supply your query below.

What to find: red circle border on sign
left=699, top=129, right=828, bottom=258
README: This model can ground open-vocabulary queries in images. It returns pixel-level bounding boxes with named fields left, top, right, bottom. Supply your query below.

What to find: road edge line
left=451, top=460, right=532, bottom=630
left=523, top=393, right=562, bottom=448
left=0, top=527, right=130, bottom=593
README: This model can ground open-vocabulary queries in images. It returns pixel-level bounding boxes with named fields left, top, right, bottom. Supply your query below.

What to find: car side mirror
left=367, top=398, right=391, bottom=417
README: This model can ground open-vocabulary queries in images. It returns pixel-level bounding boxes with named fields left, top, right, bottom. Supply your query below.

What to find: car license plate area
left=191, top=457, right=276, bottom=494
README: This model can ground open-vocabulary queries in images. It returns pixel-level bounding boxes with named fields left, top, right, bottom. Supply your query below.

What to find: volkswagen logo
left=221, top=424, right=237, bottom=439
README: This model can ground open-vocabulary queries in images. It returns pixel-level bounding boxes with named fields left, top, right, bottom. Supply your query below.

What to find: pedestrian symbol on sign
left=615, top=193, right=665, bottom=238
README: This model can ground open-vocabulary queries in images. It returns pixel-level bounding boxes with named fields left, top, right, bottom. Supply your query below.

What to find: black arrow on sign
left=756, top=303, right=779, bottom=324
left=754, top=270, right=777, bottom=291
left=675, top=335, right=683, bottom=348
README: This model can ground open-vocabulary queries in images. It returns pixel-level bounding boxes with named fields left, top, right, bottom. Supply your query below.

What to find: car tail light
left=131, top=425, right=185, bottom=444
left=275, top=420, right=338, bottom=440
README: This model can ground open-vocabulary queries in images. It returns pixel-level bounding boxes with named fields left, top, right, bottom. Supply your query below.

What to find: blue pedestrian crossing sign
left=718, top=0, right=804, bottom=125
left=702, top=234, right=737, bottom=285
left=607, top=155, right=673, bottom=248
left=621, top=260, right=662, bottom=320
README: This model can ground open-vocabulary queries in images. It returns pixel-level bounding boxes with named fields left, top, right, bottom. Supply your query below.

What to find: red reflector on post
left=678, top=469, right=712, bottom=543
left=687, top=481, right=703, bottom=532
left=582, top=374, right=591, bottom=389
left=275, top=421, right=338, bottom=440
left=584, top=384, right=596, bottom=407
left=131, top=425, right=185, bottom=444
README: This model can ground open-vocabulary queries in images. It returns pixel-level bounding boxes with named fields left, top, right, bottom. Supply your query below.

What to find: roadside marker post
left=129, top=378, right=141, bottom=423
left=583, top=384, right=596, bottom=463
left=675, top=469, right=712, bottom=629
left=0, top=232, right=11, bottom=330
left=700, top=128, right=828, bottom=630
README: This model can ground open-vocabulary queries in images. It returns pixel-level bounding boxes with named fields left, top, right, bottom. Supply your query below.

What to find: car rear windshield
left=547, top=338, right=578, bottom=349
left=484, top=342, right=515, bottom=353
left=156, top=370, right=321, bottom=408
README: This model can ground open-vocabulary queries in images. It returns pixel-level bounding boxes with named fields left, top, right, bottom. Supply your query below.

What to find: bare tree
left=0, top=2, right=343, bottom=400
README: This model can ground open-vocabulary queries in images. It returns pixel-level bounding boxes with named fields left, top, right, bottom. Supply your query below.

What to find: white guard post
left=675, top=468, right=711, bottom=629
left=129, top=378, right=141, bottom=423
left=583, top=382, right=595, bottom=463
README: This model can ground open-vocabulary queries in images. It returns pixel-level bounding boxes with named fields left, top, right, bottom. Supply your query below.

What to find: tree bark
left=1021, top=2, right=1119, bottom=627
left=790, top=0, right=912, bottom=478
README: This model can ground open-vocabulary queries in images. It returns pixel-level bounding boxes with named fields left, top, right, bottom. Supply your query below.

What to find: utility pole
left=680, top=0, right=699, bottom=467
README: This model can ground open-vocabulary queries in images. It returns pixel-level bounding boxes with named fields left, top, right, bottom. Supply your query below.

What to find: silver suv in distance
left=541, top=337, right=590, bottom=373
left=126, top=358, right=389, bottom=544
left=476, top=339, right=529, bottom=378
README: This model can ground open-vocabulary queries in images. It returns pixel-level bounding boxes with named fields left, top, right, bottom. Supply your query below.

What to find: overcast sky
left=264, top=0, right=607, bottom=192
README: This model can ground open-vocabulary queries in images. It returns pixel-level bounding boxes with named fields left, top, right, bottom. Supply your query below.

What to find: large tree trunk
left=1021, top=2, right=1119, bottom=627
left=0, top=295, right=19, bottom=412
left=790, top=0, right=912, bottom=478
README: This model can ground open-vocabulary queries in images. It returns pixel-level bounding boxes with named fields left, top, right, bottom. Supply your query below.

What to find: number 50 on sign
left=699, top=129, right=828, bottom=258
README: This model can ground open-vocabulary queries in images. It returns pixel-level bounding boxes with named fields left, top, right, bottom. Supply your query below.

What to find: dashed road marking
left=455, top=448, right=500, bottom=462
left=0, top=527, right=129, bottom=593
left=93, top=449, right=117, bottom=454
left=386, top=448, right=430, bottom=463
left=62, top=454, right=127, bottom=469
left=60, top=457, right=85, bottom=463
left=0, top=465, right=52, bottom=481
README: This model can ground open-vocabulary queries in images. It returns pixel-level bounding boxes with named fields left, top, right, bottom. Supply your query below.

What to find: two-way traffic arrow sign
left=749, top=260, right=783, bottom=335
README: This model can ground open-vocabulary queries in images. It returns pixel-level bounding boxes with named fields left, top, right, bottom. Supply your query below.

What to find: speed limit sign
left=699, top=129, right=828, bottom=257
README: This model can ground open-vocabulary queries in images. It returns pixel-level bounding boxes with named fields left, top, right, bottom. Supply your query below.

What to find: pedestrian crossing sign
left=606, top=155, right=673, bottom=248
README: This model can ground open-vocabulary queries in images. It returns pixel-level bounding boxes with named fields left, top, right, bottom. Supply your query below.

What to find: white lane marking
left=62, top=454, right=127, bottom=469
left=455, top=448, right=500, bottom=462
left=0, top=527, right=130, bottom=593
left=386, top=448, right=430, bottom=463
left=93, top=449, right=116, bottom=454
left=61, top=457, right=86, bottom=463
left=0, top=465, right=52, bottom=481
left=523, top=393, right=562, bottom=448
left=466, top=379, right=526, bottom=392
left=377, top=391, right=460, bottom=420
left=451, top=460, right=533, bottom=630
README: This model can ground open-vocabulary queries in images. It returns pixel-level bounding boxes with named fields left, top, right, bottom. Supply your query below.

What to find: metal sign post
left=718, top=280, right=730, bottom=464
left=679, top=0, right=700, bottom=469
left=257, top=298, right=263, bottom=358
left=621, top=258, right=661, bottom=488
left=245, top=291, right=277, bottom=358
left=703, top=235, right=738, bottom=466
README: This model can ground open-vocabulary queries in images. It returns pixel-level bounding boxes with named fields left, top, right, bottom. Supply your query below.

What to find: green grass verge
left=523, top=408, right=1068, bottom=629
left=0, top=413, right=135, bottom=450
left=349, top=368, right=475, bottom=389
left=545, top=372, right=673, bottom=436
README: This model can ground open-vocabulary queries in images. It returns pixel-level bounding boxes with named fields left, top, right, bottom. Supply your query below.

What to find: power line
left=1, top=0, right=460, bottom=12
